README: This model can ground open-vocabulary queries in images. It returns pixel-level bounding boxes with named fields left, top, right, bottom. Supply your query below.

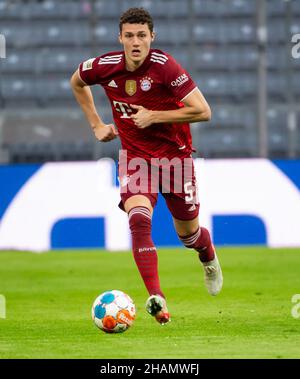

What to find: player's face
left=119, top=23, right=155, bottom=69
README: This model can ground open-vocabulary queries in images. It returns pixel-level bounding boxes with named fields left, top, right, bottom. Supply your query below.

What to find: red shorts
left=118, top=155, right=199, bottom=221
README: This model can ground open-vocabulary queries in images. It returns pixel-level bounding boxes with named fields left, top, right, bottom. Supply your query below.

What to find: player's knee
left=128, top=206, right=152, bottom=235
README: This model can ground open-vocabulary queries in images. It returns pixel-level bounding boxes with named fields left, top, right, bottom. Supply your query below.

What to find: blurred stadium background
left=0, top=0, right=299, bottom=163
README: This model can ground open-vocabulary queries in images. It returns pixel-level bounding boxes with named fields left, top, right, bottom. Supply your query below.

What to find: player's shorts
left=118, top=155, right=199, bottom=221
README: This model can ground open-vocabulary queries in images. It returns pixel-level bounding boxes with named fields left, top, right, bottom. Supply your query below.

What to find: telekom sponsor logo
left=113, top=101, right=133, bottom=119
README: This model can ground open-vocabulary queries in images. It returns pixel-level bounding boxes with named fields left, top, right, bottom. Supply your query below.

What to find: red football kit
left=79, top=49, right=200, bottom=220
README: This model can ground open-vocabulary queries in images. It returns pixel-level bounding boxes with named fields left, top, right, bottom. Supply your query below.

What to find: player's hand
left=130, top=104, right=154, bottom=129
left=92, top=124, right=118, bottom=142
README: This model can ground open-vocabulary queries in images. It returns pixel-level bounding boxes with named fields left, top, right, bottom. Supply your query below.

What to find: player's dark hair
left=119, top=7, right=154, bottom=33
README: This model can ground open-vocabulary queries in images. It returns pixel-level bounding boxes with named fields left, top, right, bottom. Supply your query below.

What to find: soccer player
left=71, top=8, right=223, bottom=325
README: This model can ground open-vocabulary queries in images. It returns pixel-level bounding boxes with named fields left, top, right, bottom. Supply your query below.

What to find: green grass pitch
left=0, top=247, right=300, bottom=359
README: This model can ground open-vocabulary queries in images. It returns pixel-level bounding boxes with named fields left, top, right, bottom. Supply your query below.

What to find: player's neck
left=124, top=54, right=147, bottom=72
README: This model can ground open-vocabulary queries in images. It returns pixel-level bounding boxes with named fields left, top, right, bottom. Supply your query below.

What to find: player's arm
left=130, top=88, right=211, bottom=129
left=70, top=69, right=118, bottom=142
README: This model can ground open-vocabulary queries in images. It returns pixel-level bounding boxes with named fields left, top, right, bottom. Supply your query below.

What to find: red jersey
left=79, top=49, right=198, bottom=161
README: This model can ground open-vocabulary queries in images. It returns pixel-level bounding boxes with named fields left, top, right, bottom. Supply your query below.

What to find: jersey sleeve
left=78, top=57, right=101, bottom=86
left=163, top=55, right=197, bottom=101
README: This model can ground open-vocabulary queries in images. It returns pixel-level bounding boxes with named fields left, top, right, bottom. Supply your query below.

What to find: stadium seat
left=2, top=77, right=34, bottom=100
left=267, top=47, right=286, bottom=70
left=192, top=0, right=223, bottom=16
left=268, top=20, right=286, bottom=43
left=194, top=48, right=221, bottom=70
left=1, top=50, right=35, bottom=73
left=269, top=130, right=289, bottom=158
left=93, top=22, right=120, bottom=44
left=267, top=0, right=286, bottom=16
left=163, top=48, right=190, bottom=67
left=95, top=0, right=125, bottom=18
left=41, top=48, right=92, bottom=72
left=137, top=0, right=189, bottom=18
left=194, top=46, right=258, bottom=70
left=292, top=73, right=300, bottom=95
left=193, top=20, right=255, bottom=44
left=268, top=74, right=287, bottom=100
left=193, top=128, right=257, bottom=158
left=291, top=20, right=300, bottom=33
left=224, top=21, right=256, bottom=43
left=292, top=1, right=300, bottom=15
left=208, top=106, right=256, bottom=130
left=194, top=74, right=227, bottom=97
left=193, top=0, right=255, bottom=17
left=95, top=0, right=189, bottom=18
left=0, top=20, right=91, bottom=48
left=30, top=1, right=87, bottom=19
left=0, top=47, right=94, bottom=75
left=226, top=0, right=255, bottom=16
left=154, top=23, right=189, bottom=44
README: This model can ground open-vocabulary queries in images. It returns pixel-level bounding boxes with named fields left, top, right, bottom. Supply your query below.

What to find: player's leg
left=124, top=194, right=170, bottom=324
left=173, top=216, right=215, bottom=262
left=163, top=157, right=223, bottom=295
left=173, top=216, right=223, bottom=296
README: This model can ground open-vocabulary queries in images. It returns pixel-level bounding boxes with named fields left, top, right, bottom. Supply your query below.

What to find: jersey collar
left=123, top=50, right=152, bottom=74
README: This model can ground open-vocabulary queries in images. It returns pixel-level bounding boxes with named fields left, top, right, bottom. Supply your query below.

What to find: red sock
left=179, top=227, right=215, bottom=263
left=128, top=206, right=164, bottom=298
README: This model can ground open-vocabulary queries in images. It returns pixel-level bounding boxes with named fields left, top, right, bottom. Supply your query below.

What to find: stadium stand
left=0, top=0, right=299, bottom=162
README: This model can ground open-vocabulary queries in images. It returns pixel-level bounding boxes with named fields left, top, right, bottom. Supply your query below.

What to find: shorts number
left=184, top=181, right=193, bottom=202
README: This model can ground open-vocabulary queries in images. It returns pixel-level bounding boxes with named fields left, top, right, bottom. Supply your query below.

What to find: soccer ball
left=91, top=290, right=136, bottom=333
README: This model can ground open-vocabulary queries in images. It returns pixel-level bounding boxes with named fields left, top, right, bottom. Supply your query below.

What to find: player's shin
left=128, top=206, right=164, bottom=298
left=179, top=226, right=223, bottom=296
left=178, top=226, right=215, bottom=262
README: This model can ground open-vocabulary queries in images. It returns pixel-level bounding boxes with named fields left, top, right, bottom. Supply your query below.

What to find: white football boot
left=202, top=251, right=223, bottom=296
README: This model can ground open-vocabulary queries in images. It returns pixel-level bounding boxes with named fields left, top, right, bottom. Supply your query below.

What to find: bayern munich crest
left=140, top=76, right=153, bottom=91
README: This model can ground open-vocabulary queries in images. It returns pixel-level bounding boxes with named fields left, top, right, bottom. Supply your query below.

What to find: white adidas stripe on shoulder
left=150, top=58, right=167, bottom=65
left=98, top=54, right=122, bottom=65
left=99, top=62, right=122, bottom=65
left=100, top=54, right=123, bottom=60
left=99, top=60, right=122, bottom=65
left=99, top=57, right=122, bottom=61
left=99, top=61, right=122, bottom=65
left=150, top=52, right=168, bottom=65
left=100, top=58, right=122, bottom=62
left=151, top=52, right=168, bottom=61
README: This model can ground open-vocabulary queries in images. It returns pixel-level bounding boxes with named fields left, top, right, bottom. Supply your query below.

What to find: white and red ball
left=91, top=290, right=135, bottom=333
